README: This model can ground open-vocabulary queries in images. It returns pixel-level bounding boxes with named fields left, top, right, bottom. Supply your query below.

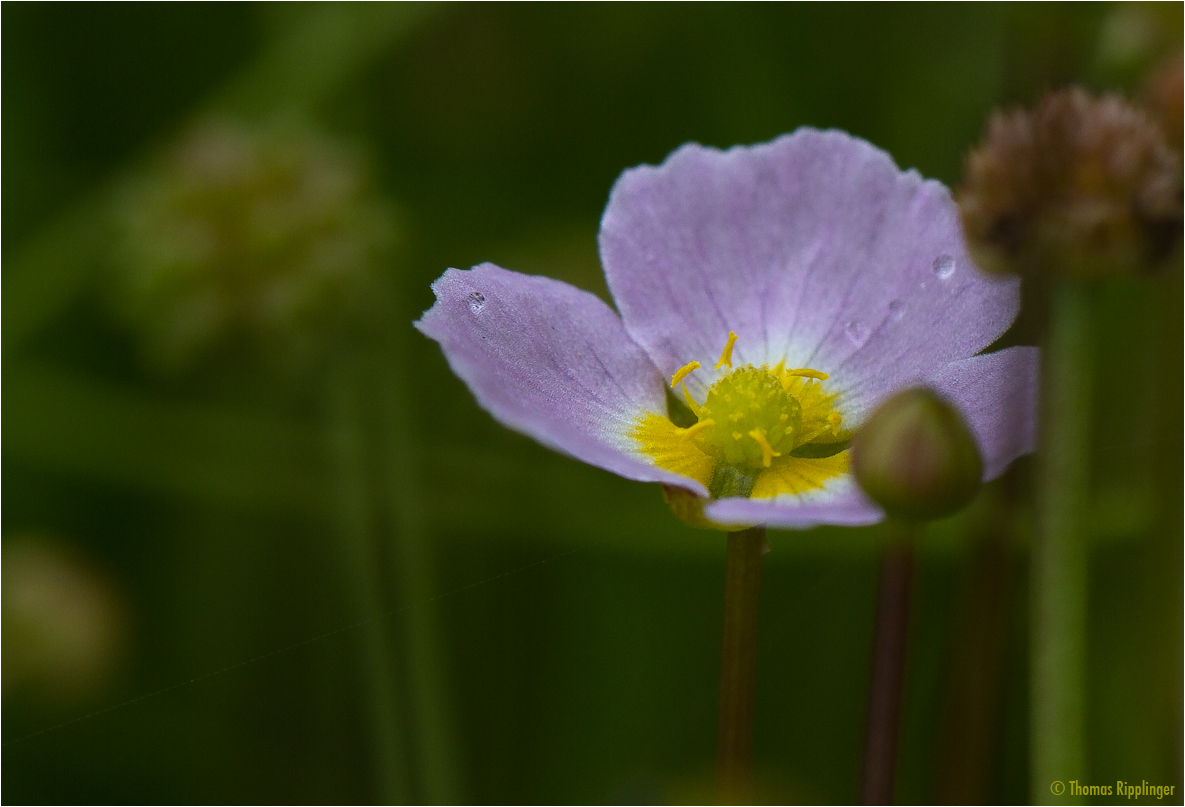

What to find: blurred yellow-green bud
left=3, top=535, right=127, bottom=708
left=957, top=87, right=1182, bottom=280
left=851, top=389, right=983, bottom=522
left=112, top=118, right=398, bottom=378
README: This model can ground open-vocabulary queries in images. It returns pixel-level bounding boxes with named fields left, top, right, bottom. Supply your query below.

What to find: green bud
left=851, top=389, right=983, bottom=522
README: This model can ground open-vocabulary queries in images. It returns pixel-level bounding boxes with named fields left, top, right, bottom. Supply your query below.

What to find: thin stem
left=717, top=526, right=769, bottom=804
left=1032, top=280, right=1092, bottom=804
left=932, top=487, right=1014, bottom=804
left=860, top=531, right=917, bottom=806
left=375, top=349, right=461, bottom=805
left=326, top=363, right=407, bottom=804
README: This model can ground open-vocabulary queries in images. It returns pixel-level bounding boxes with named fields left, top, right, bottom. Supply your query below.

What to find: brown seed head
left=1143, top=52, right=1184, bottom=150
left=958, top=87, right=1182, bottom=279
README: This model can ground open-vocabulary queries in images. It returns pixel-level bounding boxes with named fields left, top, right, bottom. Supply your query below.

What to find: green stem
left=375, top=352, right=461, bottom=805
left=860, top=528, right=917, bottom=806
left=326, top=364, right=407, bottom=804
left=1032, top=280, right=1092, bottom=804
left=716, top=526, right=769, bottom=804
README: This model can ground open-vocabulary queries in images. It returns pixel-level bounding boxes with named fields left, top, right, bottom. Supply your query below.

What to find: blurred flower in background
left=111, top=118, right=398, bottom=379
left=3, top=535, right=128, bottom=709
left=1142, top=52, right=1183, bottom=148
left=958, top=87, right=1182, bottom=279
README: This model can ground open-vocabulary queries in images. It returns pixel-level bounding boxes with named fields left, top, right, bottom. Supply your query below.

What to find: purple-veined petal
left=925, top=345, right=1040, bottom=481
left=598, top=128, right=1020, bottom=424
left=415, top=263, right=709, bottom=496
left=706, top=480, right=884, bottom=530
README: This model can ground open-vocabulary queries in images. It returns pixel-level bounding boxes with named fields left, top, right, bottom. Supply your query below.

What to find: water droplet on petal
left=888, top=300, right=905, bottom=321
left=932, top=254, right=956, bottom=279
left=845, top=320, right=869, bottom=345
left=467, top=291, right=486, bottom=313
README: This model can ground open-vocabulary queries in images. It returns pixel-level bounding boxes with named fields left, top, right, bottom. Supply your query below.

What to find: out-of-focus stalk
left=851, top=388, right=985, bottom=804
left=956, top=84, right=1182, bottom=802
left=375, top=336, right=462, bottom=805
left=326, top=362, right=408, bottom=804
left=1031, top=280, right=1093, bottom=804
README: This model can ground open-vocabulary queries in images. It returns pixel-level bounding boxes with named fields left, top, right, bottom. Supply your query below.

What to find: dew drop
left=932, top=254, right=956, bottom=279
left=888, top=300, right=905, bottom=322
left=467, top=291, right=486, bottom=313
left=845, top=320, right=869, bottom=345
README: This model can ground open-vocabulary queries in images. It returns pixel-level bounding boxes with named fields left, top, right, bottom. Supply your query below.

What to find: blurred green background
left=3, top=3, right=1181, bottom=804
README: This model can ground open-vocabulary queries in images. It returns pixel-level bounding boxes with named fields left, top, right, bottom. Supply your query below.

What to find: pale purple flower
left=416, top=129, right=1038, bottom=529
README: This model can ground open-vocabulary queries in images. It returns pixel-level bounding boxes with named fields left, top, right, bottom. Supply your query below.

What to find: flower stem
left=1032, top=280, right=1092, bottom=803
left=326, top=363, right=408, bottom=804
left=716, top=526, right=769, bottom=804
left=375, top=347, right=461, bottom=805
left=860, top=530, right=917, bottom=806
left=932, top=483, right=1015, bottom=804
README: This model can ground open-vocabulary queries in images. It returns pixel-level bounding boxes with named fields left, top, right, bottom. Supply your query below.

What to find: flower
left=416, top=129, right=1038, bottom=530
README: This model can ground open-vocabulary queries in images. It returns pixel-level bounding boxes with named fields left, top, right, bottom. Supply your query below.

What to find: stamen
left=786, top=368, right=830, bottom=380
left=680, top=384, right=702, bottom=416
left=681, top=418, right=716, bottom=440
left=671, top=361, right=701, bottom=388
left=714, top=331, right=738, bottom=369
left=748, top=428, right=782, bottom=468
left=828, top=412, right=842, bottom=435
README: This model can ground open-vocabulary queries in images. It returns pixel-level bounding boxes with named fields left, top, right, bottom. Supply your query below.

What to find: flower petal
left=598, top=128, right=1020, bottom=422
left=705, top=480, right=884, bottom=530
left=924, top=346, right=1040, bottom=481
left=415, top=263, right=708, bottom=495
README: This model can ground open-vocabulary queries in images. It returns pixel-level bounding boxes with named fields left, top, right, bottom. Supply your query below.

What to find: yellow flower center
left=634, top=331, right=851, bottom=524
left=695, top=365, right=802, bottom=470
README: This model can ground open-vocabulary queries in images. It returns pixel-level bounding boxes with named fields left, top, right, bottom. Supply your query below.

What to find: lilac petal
left=599, top=128, right=1020, bottom=420
left=705, top=482, right=884, bottom=530
left=925, top=346, right=1040, bottom=481
left=415, top=263, right=708, bottom=496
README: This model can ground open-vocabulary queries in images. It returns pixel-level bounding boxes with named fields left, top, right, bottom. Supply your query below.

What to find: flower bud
left=3, top=535, right=127, bottom=706
left=851, top=389, right=983, bottom=522
left=957, top=87, right=1182, bottom=279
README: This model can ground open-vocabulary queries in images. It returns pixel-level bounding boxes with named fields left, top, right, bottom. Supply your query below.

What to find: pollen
left=671, top=361, right=701, bottom=388
left=786, top=368, right=829, bottom=380
left=748, top=428, right=781, bottom=467
left=681, top=418, right=716, bottom=440
left=715, top=331, right=738, bottom=369
left=645, top=332, right=846, bottom=487
left=696, top=365, right=803, bottom=470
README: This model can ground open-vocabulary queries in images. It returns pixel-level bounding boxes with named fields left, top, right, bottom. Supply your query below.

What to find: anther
left=715, top=331, right=738, bottom=369
left=680, top=418, right=716, bottom=440
left=748, top=428, right=782, bottom=468
left=828, top=412, right=842, bottom=435
left=671, top=361, right=701, bottom=388
left=786, top=368, right=830, bottom=380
